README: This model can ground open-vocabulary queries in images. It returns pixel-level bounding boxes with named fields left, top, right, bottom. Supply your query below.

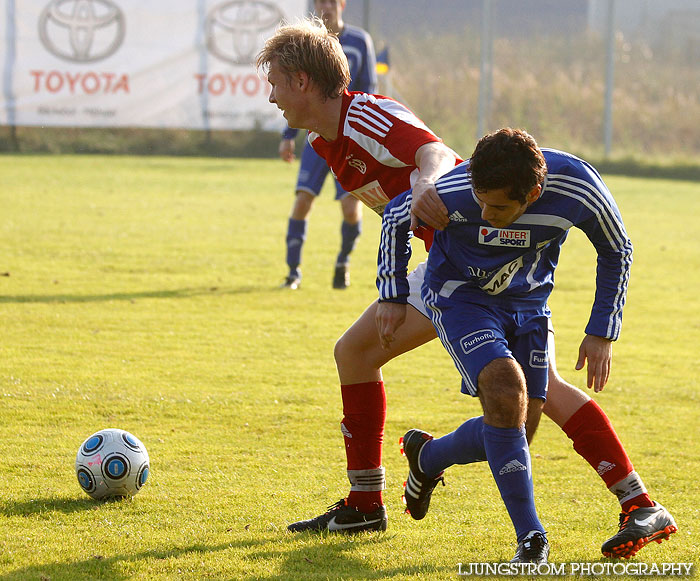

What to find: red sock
left=341, top=381, right=386, bottom=512
left=562, top=400, right=653, bottom=511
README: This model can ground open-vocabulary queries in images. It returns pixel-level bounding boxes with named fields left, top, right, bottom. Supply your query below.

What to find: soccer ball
left=75, top=428, right=150, bottom=500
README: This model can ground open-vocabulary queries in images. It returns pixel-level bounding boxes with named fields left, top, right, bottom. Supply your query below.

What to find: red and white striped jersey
left=309, top=91, right=460, bottom=217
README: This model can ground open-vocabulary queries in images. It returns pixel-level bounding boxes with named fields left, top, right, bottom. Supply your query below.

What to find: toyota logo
left=39, top=0, right=125, bottom=63
left=206, top=0, right=283, bottom=65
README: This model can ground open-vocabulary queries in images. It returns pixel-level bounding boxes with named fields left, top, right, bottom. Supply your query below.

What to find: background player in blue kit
left=376, top=128, right=676, bottom=562
left=278, top=0, right=377, bottom=290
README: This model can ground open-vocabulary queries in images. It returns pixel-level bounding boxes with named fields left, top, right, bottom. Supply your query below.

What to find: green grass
left=1, top=155, right=698, bottom=580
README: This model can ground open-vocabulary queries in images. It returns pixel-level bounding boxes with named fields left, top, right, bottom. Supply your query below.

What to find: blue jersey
left=282, top=24, right=377, bottom=140
left=377, top=149, right=633, bottom=341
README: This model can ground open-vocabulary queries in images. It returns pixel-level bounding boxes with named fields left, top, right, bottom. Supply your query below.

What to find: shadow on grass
left=0, top=285, right=277, bottom=304
left=0, top=533, right=454, bottom=580
left=0, top=494, right=131, bottom=517
left=242, top=533, right=455, bottom=580
left=0, top=540, right=256, bottom=581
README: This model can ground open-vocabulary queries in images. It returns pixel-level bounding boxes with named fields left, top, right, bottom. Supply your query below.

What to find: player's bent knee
left=333, top=332, right=355, bottom=367
left=478, top=358, right=527, bottom=427
left=478, top=388, right=527, bottom=428
left=291, top=191, right=315, bottom=218
left=479, top=358, right=525, bottom=390
left=341, top=197, right=362, bottom=224
left=334, top=330, right=383, bottom=374
left=480, top=384, right=526, bottom=413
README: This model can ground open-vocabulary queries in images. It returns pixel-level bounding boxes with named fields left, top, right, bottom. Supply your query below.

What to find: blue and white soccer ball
left=75, top=428, right=150, bottom=500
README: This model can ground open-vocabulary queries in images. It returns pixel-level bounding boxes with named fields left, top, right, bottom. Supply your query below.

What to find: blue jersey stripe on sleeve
left=377, top=192, right=413, bottom=301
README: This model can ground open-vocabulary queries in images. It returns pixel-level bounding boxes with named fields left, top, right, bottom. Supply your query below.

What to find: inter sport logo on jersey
left=479, top=227, right=530, bottom=247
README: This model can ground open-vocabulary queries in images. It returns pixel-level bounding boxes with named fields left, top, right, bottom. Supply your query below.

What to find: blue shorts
left=296, top=141, right=348, bottom=200
left=422, top=286, right=550, bottom=401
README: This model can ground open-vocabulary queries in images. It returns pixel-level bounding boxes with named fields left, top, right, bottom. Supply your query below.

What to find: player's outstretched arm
left=410, top=142, right=458, bottom=231
left=576, top=334, right=613, bottom=393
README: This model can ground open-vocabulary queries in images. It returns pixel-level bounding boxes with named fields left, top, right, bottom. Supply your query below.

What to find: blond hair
left=256, top=17, right=350, bottom=100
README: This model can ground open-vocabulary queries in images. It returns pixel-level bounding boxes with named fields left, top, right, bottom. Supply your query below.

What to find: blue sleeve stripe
left=436, top=174, right=469, bottom=188
left=514, top=214, right=574, bottom=230
left=438, top=184, right=470, bottom=195
left=435, top=164, right=470, bottom=193
left=609, top=257, right=631, bottom=338
left=547, top=174, right=632, bottom=339
left=377, top=193, right=412, bottom=300
left=547, top=174, right=628, bottom=248
left=344, top=45, right=364, bottom=67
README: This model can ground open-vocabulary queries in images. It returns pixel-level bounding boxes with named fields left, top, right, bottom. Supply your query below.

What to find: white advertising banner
left=1, top=0, right=306, bottom=130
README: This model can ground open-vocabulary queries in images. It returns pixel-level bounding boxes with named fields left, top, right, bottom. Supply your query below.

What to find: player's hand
left=279, top=138, right=295, bottom=162
left=410, top=180, right=449, bottom=231
left=375, top=302, right=407, bottom=350
left=576, top=334, right=613, bottom=392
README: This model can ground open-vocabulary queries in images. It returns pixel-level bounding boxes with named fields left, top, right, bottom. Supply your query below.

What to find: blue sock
left=483, top=423, right=544, bottom=542
left=420, top=416, right=486, bottom=477
left=336, top=220, right=361, bottom=266
left=286, top=218, right=307, bottom=274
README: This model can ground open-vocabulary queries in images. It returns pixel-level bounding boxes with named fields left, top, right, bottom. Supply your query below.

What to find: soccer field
left=1, top=155, right=698, bottom=580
